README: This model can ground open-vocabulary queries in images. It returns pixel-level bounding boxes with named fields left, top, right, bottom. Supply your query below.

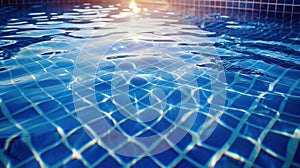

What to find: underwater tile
left=95, top=156, right=122, bottom=168
left=187, top=145, right=215, bottom=165
left=63, top=159, right=86, bottom=168
left=262, top=132, right=289, bottom=157
left=240, top=124, right=262, bottom=140
left=254, top=149, right=284, bottom=167
left=215, top=155, right=245, bottom=167
left=41, top=143, right=72, bottom=166
left=132, top=157, right=160, bottom=168
left=82, top=145, right=107, bottom=165
left=202, top=124, right=232, bottom=148
left=229, top=137, right=254, bottom=158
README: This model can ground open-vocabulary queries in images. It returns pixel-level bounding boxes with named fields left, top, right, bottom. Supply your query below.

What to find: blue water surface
left=0, top=1, right=300, bottom=167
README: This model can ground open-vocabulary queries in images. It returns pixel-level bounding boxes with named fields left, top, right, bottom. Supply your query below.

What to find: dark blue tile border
left=167, top=0, right=300, bottom=17
left=0, top=0, right=299, bottom=17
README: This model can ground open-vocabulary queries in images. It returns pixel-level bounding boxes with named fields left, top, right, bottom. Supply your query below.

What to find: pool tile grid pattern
left=1, top=0, right=300, bottom=16
left=0, top=2, right=300, bottom=167
left=144, top=0, right=300, bottom=16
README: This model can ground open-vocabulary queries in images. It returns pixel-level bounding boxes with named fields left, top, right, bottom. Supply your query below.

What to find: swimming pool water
left=0, top=1, right=300, bottom=167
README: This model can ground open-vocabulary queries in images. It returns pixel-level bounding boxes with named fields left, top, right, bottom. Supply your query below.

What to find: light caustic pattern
left=0, top=2, right=300, bottom=168
left=73, top=33, right=226, bottom=157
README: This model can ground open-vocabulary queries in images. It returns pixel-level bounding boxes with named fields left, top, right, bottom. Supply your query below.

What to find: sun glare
left=129, top=0, right=140, bottom=13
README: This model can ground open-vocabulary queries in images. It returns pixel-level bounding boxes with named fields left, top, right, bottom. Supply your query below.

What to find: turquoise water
left=0, top=2, right=300, bottom=167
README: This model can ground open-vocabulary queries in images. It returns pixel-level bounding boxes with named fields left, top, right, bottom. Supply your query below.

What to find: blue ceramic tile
left=277, top=5, right=284, bottom=11
left=269, top=5, right=275, bottom=10
left=263, top=132, right=289, bottom=157
left=187, top=146, right=215, bottom=165
left=215, top=155, right=245, bottom=167
left=132, top=157, right=161, bottom=168
left=285, top=6, right=293, bottom=12
left=255, top=150, right=284, bottom=167
left=294, top=6, right=300, bottom=13
left=240, top=2, right=246, bottom=8
left=229, top=137, right=254, bottom=158
left=247, top=3, right=253, bottom=8
left=41, top=144, right=72, bottom=166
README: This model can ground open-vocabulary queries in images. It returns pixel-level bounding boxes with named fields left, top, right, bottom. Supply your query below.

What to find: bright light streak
left=129, top=0, right=141, bottom=13
left=133, top=36, right=139, bottom=42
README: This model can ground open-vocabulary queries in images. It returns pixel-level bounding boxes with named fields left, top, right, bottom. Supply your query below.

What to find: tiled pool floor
left=0, top=2, right=300, bottom=167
